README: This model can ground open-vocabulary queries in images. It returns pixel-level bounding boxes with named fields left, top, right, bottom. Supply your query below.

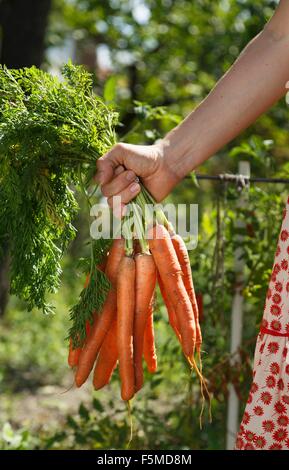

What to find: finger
left=107, top=182, right=141, bottom=207
left=114, top=165, right=125, bottom=176
left=101, top=170, right=136, bottom=198
left=96, top=143, right=127, bottom=185
left=95, top=163, right=124, bottom=183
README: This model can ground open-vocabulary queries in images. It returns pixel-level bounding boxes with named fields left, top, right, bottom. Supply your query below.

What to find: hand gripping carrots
left=68, top=182, right=206, bottom=415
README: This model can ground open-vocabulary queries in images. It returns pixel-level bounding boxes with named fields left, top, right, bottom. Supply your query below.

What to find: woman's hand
left=96, top=142, right=179, bottom=206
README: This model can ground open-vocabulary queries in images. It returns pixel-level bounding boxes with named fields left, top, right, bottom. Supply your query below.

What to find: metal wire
left=189, top=173, right=289, bottom=184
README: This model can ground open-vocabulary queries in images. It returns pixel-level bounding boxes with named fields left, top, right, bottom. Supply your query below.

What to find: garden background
left=1, top=0, right=289, bottom=450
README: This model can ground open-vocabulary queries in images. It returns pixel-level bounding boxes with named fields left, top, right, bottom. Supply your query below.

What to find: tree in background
left=48, top=0, right=288, bottom=150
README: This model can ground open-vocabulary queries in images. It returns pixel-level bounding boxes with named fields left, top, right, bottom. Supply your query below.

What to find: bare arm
left=97, top=0, right=289, bottom=204
left=165, top=0, right=289, bottom=181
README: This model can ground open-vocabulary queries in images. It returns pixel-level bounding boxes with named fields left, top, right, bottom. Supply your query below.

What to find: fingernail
left=126, top=170, right=135, bottom=181
left=130, top=183, right=140, bottom=193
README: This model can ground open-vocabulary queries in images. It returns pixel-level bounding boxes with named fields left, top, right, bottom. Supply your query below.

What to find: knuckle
left=114, top=142, right=128, bottom=156
left=115, top=142, right=125, bottom=151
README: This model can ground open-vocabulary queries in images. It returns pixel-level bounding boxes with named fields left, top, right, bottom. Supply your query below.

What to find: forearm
left=163, top=20, right=289, bottom=179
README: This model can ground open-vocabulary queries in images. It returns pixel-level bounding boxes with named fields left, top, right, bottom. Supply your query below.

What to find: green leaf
left=67, top=415, right=79, bottom=430
left=2, top=422, right=22, bottom=447
left=190, top=171, right=200, bottom=188
left=79, top=403, right=90, bottom=421
left=93, top=398, right=104, bottom=413
left=2, top=422, right=14, bottom=442
left=103, top=75, right=117, bottom=102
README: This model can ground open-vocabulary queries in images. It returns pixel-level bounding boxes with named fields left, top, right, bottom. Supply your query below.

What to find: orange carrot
left=68, top=271, right=95, bottom=368
left=93, top=319, right=118, bottom=390
left=134, top=253, right=156, bottom=392
left=68, top=339, right=82, bottom=368
left=171, top=233, right=202, bottom=350
left=196, top=293, right=203, bottom=323
left=75, top=239, right=124, bottom=387
left=117, top=255, right=136, bottom=401
left=157, top=274, right=181, bottom=343
left=148, top=224, right=196, bottom=357
left=68, top=321, right=91, bottom=368
left=143, top=302, right=157, bottom=374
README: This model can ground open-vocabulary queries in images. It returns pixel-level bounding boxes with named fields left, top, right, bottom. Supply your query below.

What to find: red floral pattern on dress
left=270, top=362, right=280, bottom=375
left=254, top=435, right=266, bottom=449
left=236, top=199, right=289, bottom=451
left=282, top=395, right=289, bottom=405
left=273, top=428, right=288, bottom=442
left=270, top=305, right=281, bottom=317
left=272, top=293, right=282, bottom=304
left=281, top=259, right=288, bottom=271
left=274, top=401, right=286, bottom=414
left=260, top=391, right=272, bottom=405
left=247, top=394, right=253, bottom=404
left=267, top=342, right=279, bottom=354
left=253, top=406, right=264, bottom=416
left=271, top=320, right=281, bottom=331
left=277, top=415, right=289, bottom=427
left=277, top=378, right=284, bottom=391
left=267, top=289, right=272, bottom=299
left=269, top=443, right=282, bottom=450
left=280, top=230, right=289, bottom=241
left=266, top=375, right=276, bottom=388
left=236, top=437, right=244, bottom=449
left=244, top=430, right=255, bottom=442
left=273, top=264, right=281, bottom=273
left=242, top=412, right=250, bottom=425
left=262, top=420, right=275, bottom=433
left=244, top=443, right=255, bottom=450
left=275, top=281, right=283, bottom=292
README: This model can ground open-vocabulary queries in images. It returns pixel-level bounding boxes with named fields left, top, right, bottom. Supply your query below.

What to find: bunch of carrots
left=68, top=184, right=208, bottom=407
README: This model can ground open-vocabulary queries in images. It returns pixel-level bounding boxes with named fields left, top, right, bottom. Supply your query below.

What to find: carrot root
left=93, top=319, right=118, bottom=390
left=117, top=255, right=136, bottom=401
left=149, top=224, right=196, bottom=357
left=75, top=239, right=124, bottom=387
left=143, top=302, right=157, bottom=374
left=134, top=253, right=156, bottom=392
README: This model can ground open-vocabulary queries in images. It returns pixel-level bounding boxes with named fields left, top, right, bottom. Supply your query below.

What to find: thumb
left=96, top=143, right=126, bottom=185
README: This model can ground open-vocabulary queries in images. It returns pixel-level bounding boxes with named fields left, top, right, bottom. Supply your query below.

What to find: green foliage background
left=1, top=0, right=289, bottom=450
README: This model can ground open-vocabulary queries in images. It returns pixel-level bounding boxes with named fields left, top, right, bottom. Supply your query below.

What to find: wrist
left=159, top=124, right=198, bottom=182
